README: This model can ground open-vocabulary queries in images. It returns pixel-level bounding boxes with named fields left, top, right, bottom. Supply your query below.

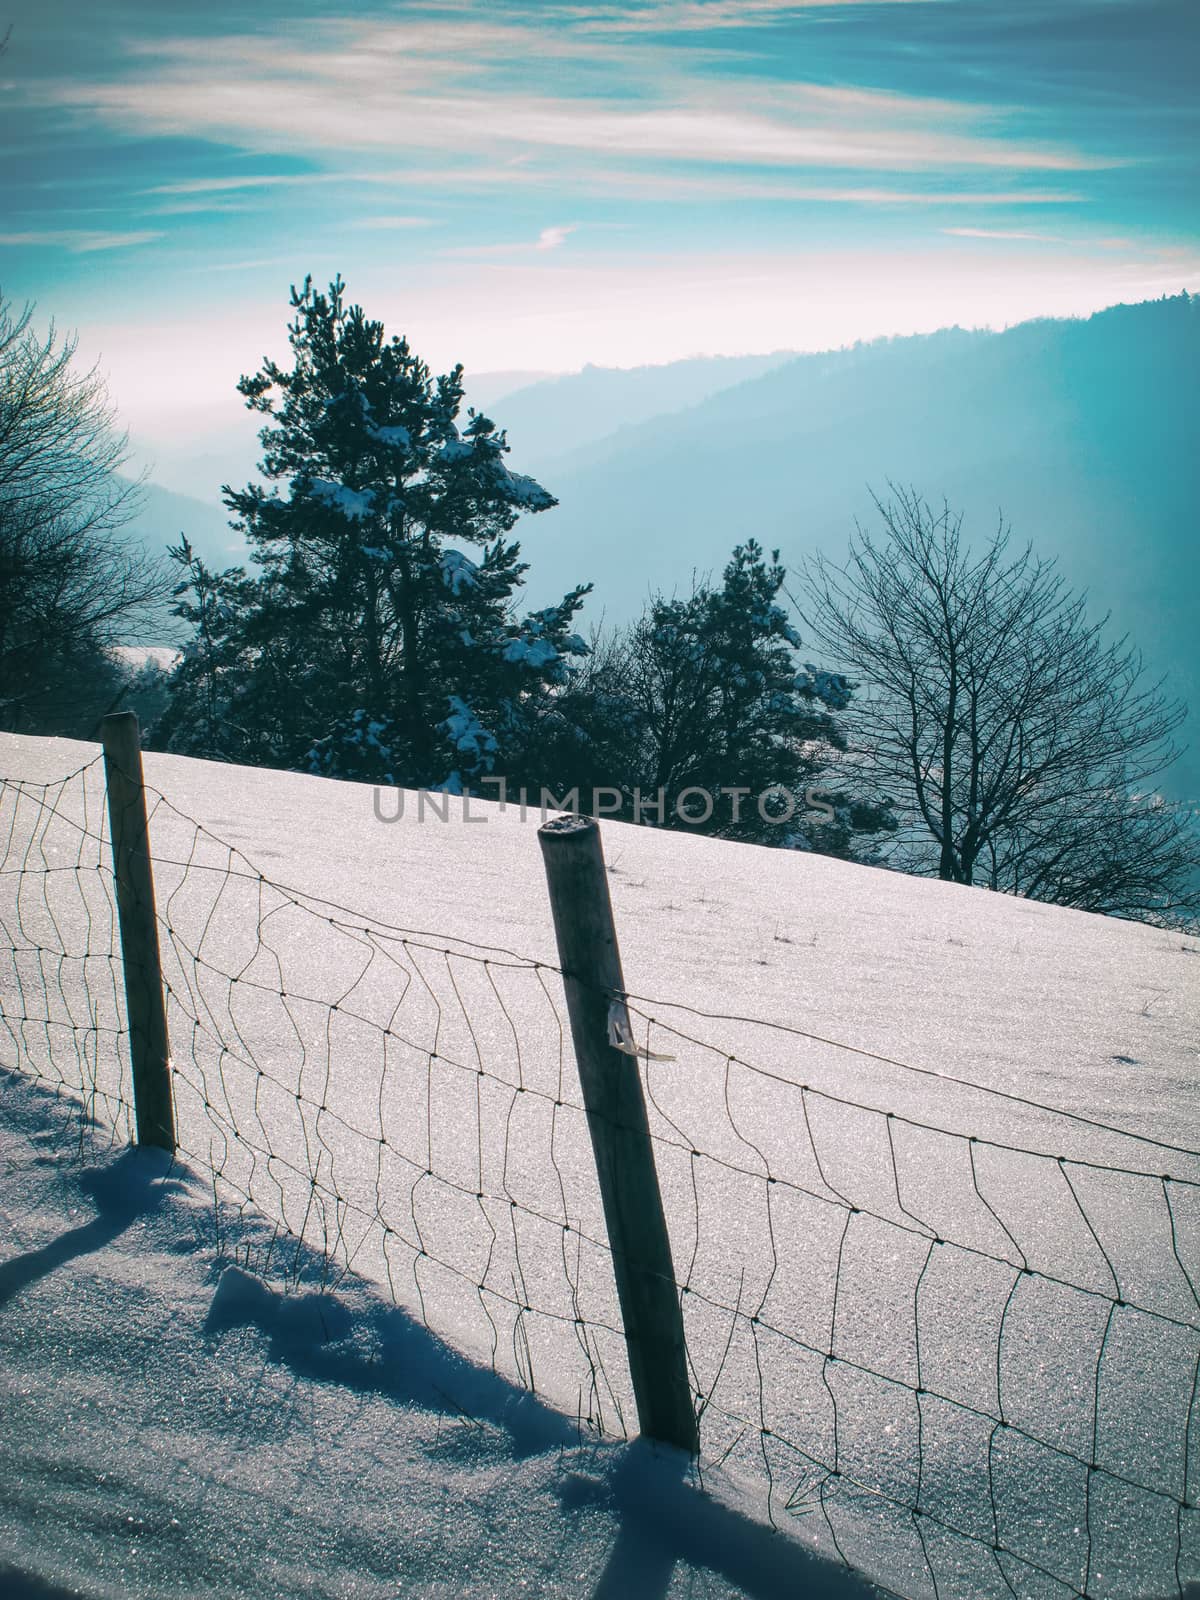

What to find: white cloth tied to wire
left=606, top=997, right=675, bottom=1062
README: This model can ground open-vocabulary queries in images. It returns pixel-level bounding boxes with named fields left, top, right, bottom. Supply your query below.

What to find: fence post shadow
left=0, top=1148, right=175, bottom=1309
left=202, top=1263, right=578, bottom=1460
left=590, top=1439, right=877, bottom=1600
left=0, top=1563, right=97, bottom=1600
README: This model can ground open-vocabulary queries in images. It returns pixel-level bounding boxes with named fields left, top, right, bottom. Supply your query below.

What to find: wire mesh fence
left=1, top=748, right=1197, bottom=1600
left=0, top=757, right=132, bottom=1142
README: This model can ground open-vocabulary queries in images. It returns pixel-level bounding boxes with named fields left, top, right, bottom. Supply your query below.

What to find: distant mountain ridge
left=123, top=479, right=243, bottom=573
left=514, top=295, right=1199, bottom=800
left=491, top=350, right=799, bottom=466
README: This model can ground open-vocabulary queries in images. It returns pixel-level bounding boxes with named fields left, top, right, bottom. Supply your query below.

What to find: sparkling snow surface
left=0, top=1071, right=875, bottom=1600
left=1, top=733, right=1198, bottom=1600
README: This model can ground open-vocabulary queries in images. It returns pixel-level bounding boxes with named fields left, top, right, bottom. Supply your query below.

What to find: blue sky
left=2, top=0, right=1197, bottom=449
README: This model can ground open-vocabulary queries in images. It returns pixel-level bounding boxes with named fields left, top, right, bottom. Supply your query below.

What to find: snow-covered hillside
left=0, top=1069, right=879, bottom=1600
left=2, top=732, right=1198, bottom=1600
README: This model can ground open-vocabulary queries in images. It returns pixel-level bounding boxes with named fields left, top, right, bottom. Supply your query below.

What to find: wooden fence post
left=538, top=814, right=697, bottom=1454
left=100, top=711, right=176, bottom=1153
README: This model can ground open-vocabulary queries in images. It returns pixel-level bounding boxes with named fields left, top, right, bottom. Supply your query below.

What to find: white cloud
left=195, top=256, right=297, bottom=273
left=558, top=0, right=941, bottom=28
left=440, top=224, right=581, bottom=258
left=353, top=215, right=437, bottom=230
left=144, top=175, right=317, bottom=195
left=143, top=164, right=1087, bottom=207
left=536, top=225, right=576, bottom=249
left=0, top=229, right=161, bottom=253
left=943, top=227, right=1064, bottom=241
left=150, top=197, right=259, bottom=216
left=40, top=18, right=1110, bottom=179
left=583, top=173, right=1088, bottom=204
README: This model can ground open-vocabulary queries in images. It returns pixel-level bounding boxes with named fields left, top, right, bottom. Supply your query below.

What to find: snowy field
left=1, top=731, right=1198, bottom=1600
left=0, top=1068, right=877, bottom=1600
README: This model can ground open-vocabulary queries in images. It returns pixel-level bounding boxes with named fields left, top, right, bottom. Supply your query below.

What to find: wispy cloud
left=144, top=175, right=319, bottom=195
left=143, top=163, right=1085, bottom=207
left=943, top=226, right=1064, bottom=241
left=353, top=215, right=437, bottom=230
left=40, top=18, right=1110, bottom=180
left=66, top=81, right=1106, bottom=174
left=0, top=228, right=161, bottom=253
left=558, top=0, right=941, bottom=28
left=199, top=256, right=297, bottom=273
left=545, top=170, right=1089, bottom=204
left=441, top=223, right=581, bottom=258
left=6, top=0, right=1187, bottom=423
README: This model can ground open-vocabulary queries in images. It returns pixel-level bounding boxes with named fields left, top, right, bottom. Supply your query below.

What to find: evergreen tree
left=152, top=538, right=257, bottom=759
left=532, top=541, right=896, bottom=855
left=160, top=276, right=588, bottom=785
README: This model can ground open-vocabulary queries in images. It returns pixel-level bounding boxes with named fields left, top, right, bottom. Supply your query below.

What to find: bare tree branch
left=800, top=486, right=1199, bottom=924
left=0, top=290, right=171, bottom=735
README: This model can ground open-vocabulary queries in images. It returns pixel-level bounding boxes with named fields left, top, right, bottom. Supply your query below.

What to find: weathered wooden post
left=100, top=711, right=176, bottom=1152
left=538, top=814, right=697, bottom=1454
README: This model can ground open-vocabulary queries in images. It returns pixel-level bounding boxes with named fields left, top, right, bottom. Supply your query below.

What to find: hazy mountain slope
left=492, top=350, right=799, bottom=467
left=464, top=367, right=558, bottom=411
left=122, top=478, right=248, bottom=571
left=519, top=296, right=1200, bottom=798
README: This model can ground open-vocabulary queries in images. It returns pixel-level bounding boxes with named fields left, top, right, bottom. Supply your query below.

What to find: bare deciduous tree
left=801, top=487, right=1199, bottom=922
left=0, top=293, right=169, bottom=734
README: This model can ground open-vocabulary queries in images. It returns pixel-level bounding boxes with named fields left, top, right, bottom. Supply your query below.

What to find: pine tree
left=534, top=541, right=896, bottom=854
left=161, top=276, right=589, bottom=786
left=152, top=538, right=257, bottom=759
